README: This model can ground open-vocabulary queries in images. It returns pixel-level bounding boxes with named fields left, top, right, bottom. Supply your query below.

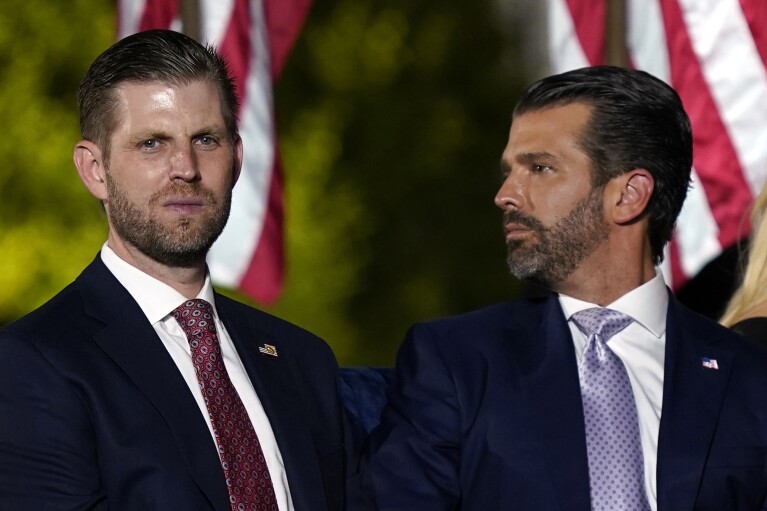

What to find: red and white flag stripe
left=548, top=0, right=767, bottom=289
left=117, top=0, right=312, bottom=304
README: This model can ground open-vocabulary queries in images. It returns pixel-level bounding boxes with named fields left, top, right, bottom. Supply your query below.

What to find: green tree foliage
left=270, top=0, right=530, bottom=365
left=1, top=0, right=531, bottom=366
left=0, top=1, right=114, bottom=325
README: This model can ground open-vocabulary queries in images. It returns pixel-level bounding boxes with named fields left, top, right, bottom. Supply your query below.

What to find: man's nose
left=494, top=173, right=525, bottom=211
left=169, top=145, right=200, bottom=182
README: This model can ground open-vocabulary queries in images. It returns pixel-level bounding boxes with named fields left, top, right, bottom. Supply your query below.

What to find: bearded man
left=358, top=66, right=767, bottom=511
left=0, top=30, right=345, bottom=511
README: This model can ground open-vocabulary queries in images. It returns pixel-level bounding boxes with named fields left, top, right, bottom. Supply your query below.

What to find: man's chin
left=129, top=230, right=221, bottom=269
left=507, top=259, right=538, bottom=280
left=506, top=255, right=552, bottom=286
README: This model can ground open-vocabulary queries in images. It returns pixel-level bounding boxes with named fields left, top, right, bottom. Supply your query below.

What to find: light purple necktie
left=572, top=307, right=651, bottom=511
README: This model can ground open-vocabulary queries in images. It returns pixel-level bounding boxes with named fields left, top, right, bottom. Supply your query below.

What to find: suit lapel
left=656, top=296, right=734, bottom=511
left=514, top=295, right=591, bottom=511
left=217, top=298, right=326, bottom=511
left=76, top=258, right=231, bottom=510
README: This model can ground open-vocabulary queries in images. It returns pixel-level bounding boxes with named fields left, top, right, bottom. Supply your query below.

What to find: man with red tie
left=0, top=29, right=345, bottom=511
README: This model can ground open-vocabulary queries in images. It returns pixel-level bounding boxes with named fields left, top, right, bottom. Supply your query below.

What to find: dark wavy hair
left=513, top=66, right=692, bottom=264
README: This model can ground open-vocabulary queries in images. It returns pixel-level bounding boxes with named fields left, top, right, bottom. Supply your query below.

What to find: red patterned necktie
left=173, top=299, right=278, bottom=511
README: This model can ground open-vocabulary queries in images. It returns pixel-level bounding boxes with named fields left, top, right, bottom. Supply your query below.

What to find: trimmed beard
left=505, top=187, right=609, bottom=287
left=105, top=170, right=231, bottom=268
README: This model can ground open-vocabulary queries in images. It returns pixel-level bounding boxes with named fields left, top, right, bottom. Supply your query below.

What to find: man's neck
left=549, top=228, right=658, bottom=305
left=551, top=255, right=657, bottom=306
left=106, top=236, right=207, bottom=299
left=555, top=269, right=657, bottom=306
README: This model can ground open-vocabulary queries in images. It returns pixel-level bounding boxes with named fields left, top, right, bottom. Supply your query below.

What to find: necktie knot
left=172, top=299, right=216, bottom=340
left=572, top=307, right=633, bottom=342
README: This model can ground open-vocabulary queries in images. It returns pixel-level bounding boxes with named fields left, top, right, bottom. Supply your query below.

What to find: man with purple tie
left=0, top=30, right=345, bottom=511
left=360, top=66, right=767, bottom=510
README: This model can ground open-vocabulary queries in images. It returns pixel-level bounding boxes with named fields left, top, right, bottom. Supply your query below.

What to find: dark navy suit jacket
left=0, top=256, right=346, bottom=510
left=362, top=294, right=767, bottom=510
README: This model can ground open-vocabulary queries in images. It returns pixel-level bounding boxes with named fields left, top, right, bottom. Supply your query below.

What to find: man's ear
left=73, top=140, right=108, bottom=200
left=608, top=169, right=654, bottom=225
left=231, top=135, right=243, bottom=186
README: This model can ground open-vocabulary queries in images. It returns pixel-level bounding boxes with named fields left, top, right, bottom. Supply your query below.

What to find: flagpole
left=605, top=0, right=629, bottom=67
left=179, top=0, right=202, bottom=42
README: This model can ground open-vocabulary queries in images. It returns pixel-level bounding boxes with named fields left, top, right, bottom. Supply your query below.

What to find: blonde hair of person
left=721, top=184, right=767, bottom=327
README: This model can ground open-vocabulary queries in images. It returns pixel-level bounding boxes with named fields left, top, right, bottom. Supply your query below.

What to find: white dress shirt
left=101, top=244, right=294, bottom=511
left=559, top=271, right=668, bottom=511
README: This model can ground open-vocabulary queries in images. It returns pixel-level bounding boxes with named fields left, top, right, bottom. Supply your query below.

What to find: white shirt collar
left=558, top=270, right=668, bottom=338
left=100, top=243, right=217, bottom=324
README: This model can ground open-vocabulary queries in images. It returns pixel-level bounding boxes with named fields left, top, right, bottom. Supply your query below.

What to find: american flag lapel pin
left=258, top=344, right=278, bottom=357
left=701, top=357, right=719, bottom=370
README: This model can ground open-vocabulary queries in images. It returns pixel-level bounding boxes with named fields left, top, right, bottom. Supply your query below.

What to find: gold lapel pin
left=258, top=344, right=278, bottom=357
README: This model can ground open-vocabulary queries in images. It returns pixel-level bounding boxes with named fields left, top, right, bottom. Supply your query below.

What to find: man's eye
left=197, top=136, right=215, bottom=146
left=141, top=139, right=158, bottom=149
left=533, top=164, right=552, bottom=173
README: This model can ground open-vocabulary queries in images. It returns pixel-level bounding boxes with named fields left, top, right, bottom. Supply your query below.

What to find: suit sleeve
left=362, top=323, right=462, bottom=510
left=0, top=333, right=106, bottom=510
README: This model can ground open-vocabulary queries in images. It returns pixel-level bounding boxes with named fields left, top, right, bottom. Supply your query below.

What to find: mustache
left=503, top=210, right=547, bottom=233
left=149, top=182, right=217, bottom=205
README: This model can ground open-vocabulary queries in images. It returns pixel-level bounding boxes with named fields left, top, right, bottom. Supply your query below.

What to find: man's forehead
left=112, top=78, right=220, bottom=101
left=508, top=103, right=592, bottom=145
left=107, top=79, right=228, bottom=139
left=501, top=103, right=595, bottom=171
left=115, top=78, right=194, bottom=93
left=111, top=79, right=222, bottom=113
left=118, top=84, right=175, bottom=111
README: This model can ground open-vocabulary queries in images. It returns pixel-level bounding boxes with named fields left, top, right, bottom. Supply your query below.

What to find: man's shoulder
left=672, top=297, right=744, bottom=340
left=1, top=256, right=112, bottom=341
left=429, top=295, right=556, bottom=325
left=671, top=297, right=767, bottom=362
left=414, top=295, right=552, bottom=333
left=215, top=293, right=319, bottom=337
left=214, top=293, right=334, bottom=359
left=1, top=281, right=85, bottom=341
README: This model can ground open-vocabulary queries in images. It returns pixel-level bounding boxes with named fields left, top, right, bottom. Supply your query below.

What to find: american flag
left=548, top=0, right=767, bottom=289
left=117, top=0, right=313, bottom=304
